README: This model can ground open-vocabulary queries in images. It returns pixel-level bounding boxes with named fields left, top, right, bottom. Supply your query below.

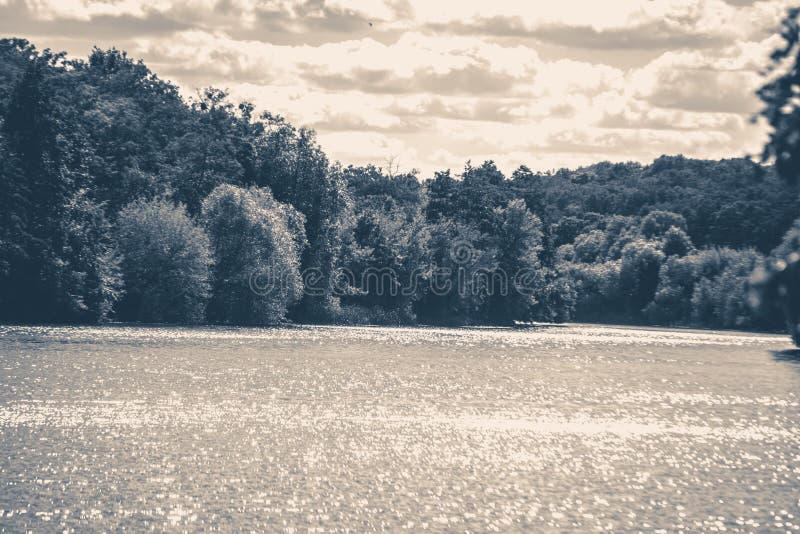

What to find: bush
left=116, top=198, right=212, bottom=323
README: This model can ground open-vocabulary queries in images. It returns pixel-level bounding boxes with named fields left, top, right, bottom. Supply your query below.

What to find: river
left=0, top=324, right=798, bottom=531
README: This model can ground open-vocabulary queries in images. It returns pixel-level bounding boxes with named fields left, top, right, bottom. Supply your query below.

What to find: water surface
left=1, top=324, right=798, bottom=531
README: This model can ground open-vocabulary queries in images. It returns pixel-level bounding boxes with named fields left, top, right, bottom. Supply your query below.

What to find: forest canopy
left=0, top=37, right=798, bottom=333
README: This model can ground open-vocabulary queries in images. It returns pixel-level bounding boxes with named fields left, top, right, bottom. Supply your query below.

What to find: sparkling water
left=0, top=324, right=798, bottom=531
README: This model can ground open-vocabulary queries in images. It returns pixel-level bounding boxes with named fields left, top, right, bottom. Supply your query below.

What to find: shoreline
left=0, top=319, right=790, bottom=340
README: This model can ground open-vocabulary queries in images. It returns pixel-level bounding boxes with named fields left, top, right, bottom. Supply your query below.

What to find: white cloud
left=2, top=0, right=789, bottom=174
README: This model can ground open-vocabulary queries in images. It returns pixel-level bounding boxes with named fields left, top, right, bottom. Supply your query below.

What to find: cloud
left=528, top=20, right=722, bottom=50
left=433, top=16, right=724, bottom=50
left=318, top=130, right=420, bottom=167
left=302, top=63, right=518, bottom=94
left=418, top=0, right=794, bottom=49
left=626, top=39, right=777, bottom=115
left=307, top=108, right=430, bottom=133
left=598, top=105, right=745, bottom=132
left=0, top=0, right=788, bottom=175
left=0, top=0, right=187, bottom=39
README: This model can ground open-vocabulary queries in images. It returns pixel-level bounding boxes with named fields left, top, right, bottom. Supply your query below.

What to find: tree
left=75, top=47, right=189, bottom=212
left=573, top=230, right=608, bottom=263
left=116, top=198, right=212, bottom=323
left=425, top=169, right=459, bottom=222
left=480, top=200, right=545, bottom=325
left=160, top=89, right=249, bottom=213
left=458, top=160, right=511, bottom=232
left=691, top=249, right=764, bottom=329
left=757, top=7, right=800, bottom=185
left=415, top=220, right=488, bottom=325
left=751, top=220, right=800, bottom=344
left=1, top=37, right=797, bottom=331
left=754, top=8, right=800, bottom=345
left=202, top=184, right=305, bottom=325
left=0, top=47, right=76, bottom=322
left=646, top=248, right=772, bottom=329
left=337, top=213, right=421, bottom=324
left=640, top=211, right=687, bottom=239
left=645, top=254, right=698, bottom=324
left=255, top=115, right=349, bottom=321
left=55, top=190, right=123, bottom=322
left=337, top=166, right=429, bottom=324
left=661, top=226, right=694, bottom=257
left=619, top=240, right=665, bottom=320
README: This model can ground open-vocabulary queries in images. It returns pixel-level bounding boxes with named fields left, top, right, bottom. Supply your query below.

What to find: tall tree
left=255, top=114, right=349, bottom=321
left=55, top=190, right=123, bottom=322
left=480, top=200, right=545, bottom=325
left=202, top=185, right=306, bottom=325
left=754, top=7, right=800, bottom=345
left=758, top=7, right=800, bottom=185
left=0, top=48, right=74, bottom=321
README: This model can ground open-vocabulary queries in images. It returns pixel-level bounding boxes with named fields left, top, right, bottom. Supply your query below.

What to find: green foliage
left=55, top=191, right=123, bottom=322
left=256, top=115, right=349, bottom=321
left=619, top=240, right=665, bottom=319
left=202, top=185, right=306, bottom=325
left=640, top=211, right=687, bottom=238
left=116, top=198, right=212, bottom=323
left=757, top=7, right=800, bottom=185
left=479, top=200, right=544, bottom=325
left=338, top=165, right=428, bottom=324
left=751, top=220, right=800, bottom=345
left=0, top=38, right=795, bottom=332
left=661, top=226, right=694, bottom=257
left=647, top=248, right=767, bottom=328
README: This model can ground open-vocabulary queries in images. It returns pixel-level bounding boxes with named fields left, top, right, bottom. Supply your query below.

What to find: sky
left=0, top=0, right=793, bottom=176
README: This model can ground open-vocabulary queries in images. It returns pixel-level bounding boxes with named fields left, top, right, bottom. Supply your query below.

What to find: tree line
left=0, top=36, right=798, bottom=342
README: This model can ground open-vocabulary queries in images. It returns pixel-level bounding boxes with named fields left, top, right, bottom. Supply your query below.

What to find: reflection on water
left=0, top=324, right=798, bottom=531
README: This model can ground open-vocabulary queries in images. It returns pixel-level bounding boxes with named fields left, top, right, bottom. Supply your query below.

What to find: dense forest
left=0, top=36, right=799, bottom=338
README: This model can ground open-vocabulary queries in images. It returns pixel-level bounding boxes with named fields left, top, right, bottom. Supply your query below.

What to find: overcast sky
left=0, top=0, right=792, bottom=176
